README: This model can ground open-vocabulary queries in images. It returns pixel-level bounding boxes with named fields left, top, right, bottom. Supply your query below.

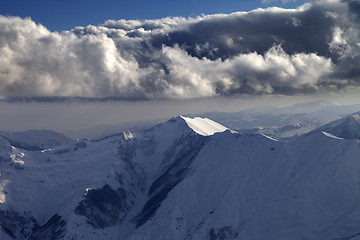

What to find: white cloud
left=0, top=0, right=359, bottom=100
left=162, top=45, right=332, bottom=96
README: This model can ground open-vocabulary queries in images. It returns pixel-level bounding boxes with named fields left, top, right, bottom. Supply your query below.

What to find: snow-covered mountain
left=1, top=115, right=360, bottom=239
left=198, top=101, right=360, bottom=140
left=0, top=130, right=72, bottom=151
left=237, top=117, right=324, bottom=141
left=308, top=111, right=360, bottom=140
left=62, top=101, right=360, bottom=140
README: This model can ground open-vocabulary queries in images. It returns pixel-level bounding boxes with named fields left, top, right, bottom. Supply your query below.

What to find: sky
left=1, top=0, right=307, bottom=31
left=0, top=0, right=360, bottom=137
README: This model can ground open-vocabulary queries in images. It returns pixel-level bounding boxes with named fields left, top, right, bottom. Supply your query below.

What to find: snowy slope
left=238, top=117, right=324, bottom=140
left=199, top=101, right=360, bottom=138
left=0, top=116, right=207, bottom=239
left=127, top=131, right=360, bottom=240
left=1, top=116, right=360, bottom=239
left=0, top=130, right=72, bottom=151
left=308, top=112, right=360, bottom=140
left=180, top=116, right=229, bottom=136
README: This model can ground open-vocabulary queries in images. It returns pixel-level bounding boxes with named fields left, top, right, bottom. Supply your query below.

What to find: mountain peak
left=310, top=111, right=360, bottom=140
left=179, top=116, right=229, bottom=136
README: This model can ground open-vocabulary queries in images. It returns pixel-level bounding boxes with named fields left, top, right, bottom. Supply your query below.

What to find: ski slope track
left=1, top=115, right=360, bottom=239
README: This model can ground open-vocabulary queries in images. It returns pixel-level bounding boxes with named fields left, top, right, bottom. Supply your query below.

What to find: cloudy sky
left=1, top=0, right=307, bottom=31
left=0, top=0, right=359, bottom=136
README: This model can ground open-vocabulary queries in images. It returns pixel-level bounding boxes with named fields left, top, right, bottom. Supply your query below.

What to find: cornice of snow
left=179, top=116, right=229, bottom=136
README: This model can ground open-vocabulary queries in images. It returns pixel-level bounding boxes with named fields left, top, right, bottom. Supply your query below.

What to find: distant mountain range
left=63, top=100, right=360, bottom=140
left=0, top=130, right=72, bottom=151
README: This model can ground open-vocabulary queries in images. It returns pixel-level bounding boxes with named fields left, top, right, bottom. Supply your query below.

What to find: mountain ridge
left=0, top=130, right=72, bottom=151
left=1, top=115, right=360, bottom=239
left=307, top=111, right=360, bottom=140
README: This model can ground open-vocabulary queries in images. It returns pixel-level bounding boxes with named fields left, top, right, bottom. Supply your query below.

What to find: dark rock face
left=0, top=210, right=65, bottom=240
left=75, top=184, right=133, bottom=228
left=75, top=133, right=148, bottom=229
left=28, top=214, right=66, bottom=240
left=115, top=135, right=147, bottom=193
left=208, top=226, right=238, bottom=240
left=135, top=134, right=207, bottom=228
left=54, top=149, right=71, bottom=155
left=0, top=224, right=16, bottom=239
left=73, top=141, right=87, bottom=151
left=0, top=210, right=38, bottom=239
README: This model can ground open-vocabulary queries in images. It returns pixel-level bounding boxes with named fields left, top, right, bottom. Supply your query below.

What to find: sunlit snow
left=180, top=116, right=228, bottom=136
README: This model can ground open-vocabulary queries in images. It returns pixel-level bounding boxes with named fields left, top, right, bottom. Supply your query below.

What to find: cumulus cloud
left=0, top=0, right=359, bottom=99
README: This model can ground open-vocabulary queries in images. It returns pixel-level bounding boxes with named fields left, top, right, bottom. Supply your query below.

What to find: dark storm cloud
left=150, top=6, right=335, bottom=60
left=0, top=0, right=359, bottom=99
